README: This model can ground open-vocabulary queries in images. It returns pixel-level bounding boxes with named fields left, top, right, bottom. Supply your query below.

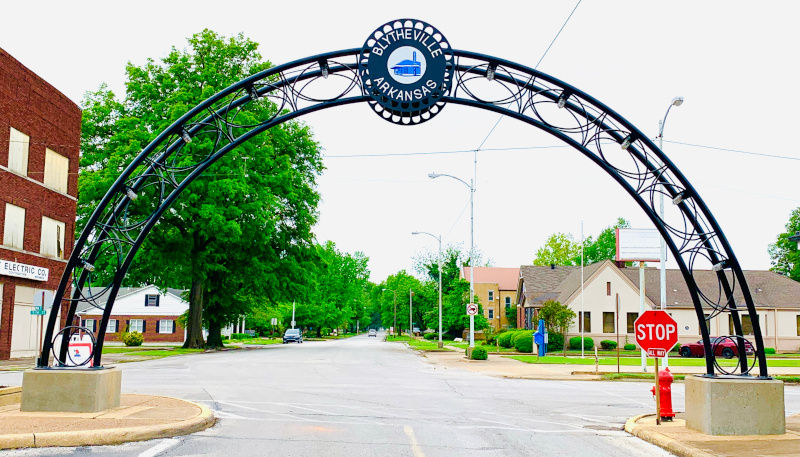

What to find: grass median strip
left=506, top=355, right=800, bottom=368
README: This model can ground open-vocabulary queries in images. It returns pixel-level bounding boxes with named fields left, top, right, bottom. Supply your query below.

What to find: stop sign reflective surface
left=634, top=310, right=678, bottom=355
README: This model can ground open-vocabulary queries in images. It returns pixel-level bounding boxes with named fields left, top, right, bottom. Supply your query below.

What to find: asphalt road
left=3, top=332, right=798, bottom=456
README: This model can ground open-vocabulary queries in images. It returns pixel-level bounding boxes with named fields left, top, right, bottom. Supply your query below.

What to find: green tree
left=538, top=300, right=576, bottom=355
left=78, top=30, right=323, bottom=348
left=533, top=233, right=580, bottom=266
left=769, top=207, right=800, bottom=282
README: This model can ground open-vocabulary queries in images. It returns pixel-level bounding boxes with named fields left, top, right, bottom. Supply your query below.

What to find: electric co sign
left=634, top=310, right=678, bottom=357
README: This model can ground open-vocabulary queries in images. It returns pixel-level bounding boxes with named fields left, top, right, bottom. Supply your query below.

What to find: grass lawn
left=406, top=339, right=453, bottom=351
left=101, top=347, right=204, bottom=358
left=507, top=355, right=800, bottom=368
left=386, top=335, right=413, bottom=342
left=227, top=337, right=282, bottom=345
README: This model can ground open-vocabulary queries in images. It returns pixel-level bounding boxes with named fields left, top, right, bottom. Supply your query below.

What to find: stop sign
left=634, top=310, right=678, bottom=356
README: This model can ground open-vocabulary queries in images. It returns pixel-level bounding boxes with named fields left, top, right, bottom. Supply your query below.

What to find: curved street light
left=428, top=172, right=475, bottom=348
left=656, top=96, right=684, bottom=368
left=412, top=231, right=443, bottom=348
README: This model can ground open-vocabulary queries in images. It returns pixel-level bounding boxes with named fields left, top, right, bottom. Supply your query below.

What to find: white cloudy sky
left=2, top=1, right=798, bottom=283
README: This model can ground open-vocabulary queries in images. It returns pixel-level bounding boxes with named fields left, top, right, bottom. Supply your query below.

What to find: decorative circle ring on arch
left=359, top=19, right=454, bottom=125
left=50, top=326, right=96, bottom=368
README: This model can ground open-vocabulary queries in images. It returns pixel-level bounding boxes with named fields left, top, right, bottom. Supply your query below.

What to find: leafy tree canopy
left=532, top=218, right=630, bottom=266
left=769, top=207, right=800, bottom=282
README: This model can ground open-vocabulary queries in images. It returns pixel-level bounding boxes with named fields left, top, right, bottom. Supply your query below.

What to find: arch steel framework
left=38, top=46, right=768, bottom=378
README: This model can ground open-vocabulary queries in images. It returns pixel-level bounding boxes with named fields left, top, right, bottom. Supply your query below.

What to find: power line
left=323, top=145, right=567, bottom=159
left=664, top=140, right=800, bottom=162
left=475, top=0, right=583, bottom=152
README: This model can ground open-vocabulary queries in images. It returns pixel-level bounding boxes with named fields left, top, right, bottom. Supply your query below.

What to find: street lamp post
left=409, top=289, right=414, bottom=337
left=413, top=231, right=443, bottom=348
left=382, top=288, right=397, bottom=337
left=429, top=172, right=475, bottom=348
left=657, top=96, right=684, bottom=368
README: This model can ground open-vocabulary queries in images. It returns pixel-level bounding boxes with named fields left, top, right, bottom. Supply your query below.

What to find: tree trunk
left=316, top=327, right=322, bottom=338
left=206, top=319, right=224, bottom=348
left=183, top=278, right=206, bottom=349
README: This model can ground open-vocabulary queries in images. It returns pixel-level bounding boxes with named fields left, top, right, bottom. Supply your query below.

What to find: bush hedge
left=512, top=330, right=532, bottom=346
left=600, top=340, right=617, bottom=350
left=546, top=333, right=564, bottom=353
left=122, top=331, right=144, bottom=347
left=470, top=346, right=488, bottom=360
left=671, top=343, right=681, bottom=353
left=765, top=347, right=776, bottom=354
left=623, top=343, right=636, bottom=351
left=569, top=336, right=594, bottom=350
left=498, top=331, right=519, bottom=348
left=424, top=333, right=437, bottom=340
left=230, top=333, right=251, bottom=340
left=515, top=334, right=534, bottom=353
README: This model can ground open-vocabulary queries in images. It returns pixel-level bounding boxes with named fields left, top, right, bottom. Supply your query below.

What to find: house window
left=488, top=290, right=494, bottom=301
left=579, top=311, right=591, bottom=333
left=157, top=320, right=174, bottom=334
left=8, top=127, right=29, bottom=176
left=107, top=319, right=118, bottom=333
left=488, top=309, right=494, bottom=319
left=145, top=294, right=160, bottom=307
left=606, top=282, right=611, bottom=296
left=129, top=319, right=144, bottom=333
left=40, top=216, right=65, bottom=258
left=3, top=203, right=26, bottom=249
left=505, top=296, right=511, bottom=308
left=728, top=315, right=754, bottom=335
left=603, top=312, right=615, bottom=333
left=627, top=313, right=638, bottom=334
left=44, top=148, right=69, bottom=194
left=82, top=319, right=97, bottom=333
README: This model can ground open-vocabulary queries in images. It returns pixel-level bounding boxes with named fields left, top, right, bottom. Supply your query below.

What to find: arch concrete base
left=685, top=375, right=785, bottom=435
left=21, top=367, right=121, bottom=413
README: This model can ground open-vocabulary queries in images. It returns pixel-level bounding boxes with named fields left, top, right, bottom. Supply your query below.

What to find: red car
left=679, top=337, right=754, bottom=359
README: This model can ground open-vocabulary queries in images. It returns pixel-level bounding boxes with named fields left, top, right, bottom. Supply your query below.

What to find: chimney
left=413, top=51, right=417, bottom=62
left=550, top=264, right=555, bottom=270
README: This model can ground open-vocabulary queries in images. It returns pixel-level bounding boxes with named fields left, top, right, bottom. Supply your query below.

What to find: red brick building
left=0, top=47, right=80, bottom=359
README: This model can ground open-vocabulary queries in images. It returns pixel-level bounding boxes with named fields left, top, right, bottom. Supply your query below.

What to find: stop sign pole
left=635, top=310, right=678, bottom=425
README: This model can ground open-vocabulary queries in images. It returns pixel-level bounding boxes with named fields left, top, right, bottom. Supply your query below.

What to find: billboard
left=615, top=228, right=662, bottom=262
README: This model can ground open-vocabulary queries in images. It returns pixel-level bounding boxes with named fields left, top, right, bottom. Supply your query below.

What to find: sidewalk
left=418, top=346, right=800, bottom=457
left=0, top=394, right=214, bottom=449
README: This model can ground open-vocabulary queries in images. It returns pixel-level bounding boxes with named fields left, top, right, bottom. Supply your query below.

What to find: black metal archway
left=40, top=21, right=768, bottom=378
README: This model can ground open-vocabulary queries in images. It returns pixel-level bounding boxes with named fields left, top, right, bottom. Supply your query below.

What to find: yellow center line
left=403, top=425, right=426, bottom=457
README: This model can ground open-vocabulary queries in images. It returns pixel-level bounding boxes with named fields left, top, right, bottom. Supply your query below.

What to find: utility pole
left=409, top=289, right=414, bottom=337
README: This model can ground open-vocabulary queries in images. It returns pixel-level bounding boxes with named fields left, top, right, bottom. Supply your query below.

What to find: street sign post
left=634, top=310, right=678, bottom=425
left=466, top=303, right=478, bottom=316
left=30, top=306, right=46, bottom=316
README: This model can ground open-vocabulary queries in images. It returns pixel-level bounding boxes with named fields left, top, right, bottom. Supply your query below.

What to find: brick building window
left=8, top=127, right=30, bottom=176
left=128, top=319, right=144, bottom=333
left=40, top=216, right=65, bottom=258
left=157, top=320, right=175, bottom=334
left=3, top=203, right=26, bottom=249
left=603, top=312, right=615, bottom=333
left=488, top=309, right=494, bottom=319
left=107, top=319, right=118, bottom=333
left=505, top=296, right=511, bottom=308
left=488, top=290, right=494, bottom=301
left=81, top=319, right=97, bottom=333
left=44, top=148, right=69, bottom=194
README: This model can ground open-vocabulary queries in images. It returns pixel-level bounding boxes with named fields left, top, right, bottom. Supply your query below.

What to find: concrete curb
left=0, top=397, right=215, bottom=450
left=625, top=414, right=716, bottom=457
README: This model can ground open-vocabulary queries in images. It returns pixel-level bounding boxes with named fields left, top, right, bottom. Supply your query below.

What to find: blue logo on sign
left=391, top=51, right=422, bottom=77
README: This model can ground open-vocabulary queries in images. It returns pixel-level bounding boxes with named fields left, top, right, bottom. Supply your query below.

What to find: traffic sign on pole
left=466, top=303, right=478, bottom=316
left=634, top=310, right=678, bottom=355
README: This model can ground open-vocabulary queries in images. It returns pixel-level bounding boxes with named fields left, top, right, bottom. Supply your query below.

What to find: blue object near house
left=534, top=319, right=547, bottom=356
left=391, top=51, right=422, bottom=77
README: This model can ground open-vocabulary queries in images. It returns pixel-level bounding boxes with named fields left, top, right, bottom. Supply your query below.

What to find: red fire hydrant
left=651, top=367, right=675, bottom=421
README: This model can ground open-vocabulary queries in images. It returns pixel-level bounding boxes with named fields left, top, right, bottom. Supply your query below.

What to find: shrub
left=671, top=343, right=681, bottom=353
left=514, top=334, right=534, bottom=353
left=230, top=333, right=251, bottom=340
left=569, top=336, right=594, bottom=350
left=600, top=340, right=617, bottom=350
left=546, top=332, right=564, bottom=353
left=442, top=334, right=454, bottom=341
left=624, top=343, right=636, bottom=351
left=765, top=347, right=776, bottom=354
left=122, top=331, right=144, bottom=347
left=498, top=331, right=519, bottom=348
left=512, top=330, right=533, bottom=346
left=424, top=333, right=437, bottom=340
left=470, top=346, right=488, bottom=360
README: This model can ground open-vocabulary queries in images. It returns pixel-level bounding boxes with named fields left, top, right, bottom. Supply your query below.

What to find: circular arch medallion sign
left=359, top=19, right=454, bottom=125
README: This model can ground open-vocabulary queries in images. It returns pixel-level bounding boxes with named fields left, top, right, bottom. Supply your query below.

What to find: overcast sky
left=2, top=1, right=798, bottom=283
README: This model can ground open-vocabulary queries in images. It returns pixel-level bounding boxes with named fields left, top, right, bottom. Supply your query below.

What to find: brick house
left=461, top=267, right=519, bottom=330
left=0, top=47, right=81, bottom=359
left=77, top=285, right=188, bottom=344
